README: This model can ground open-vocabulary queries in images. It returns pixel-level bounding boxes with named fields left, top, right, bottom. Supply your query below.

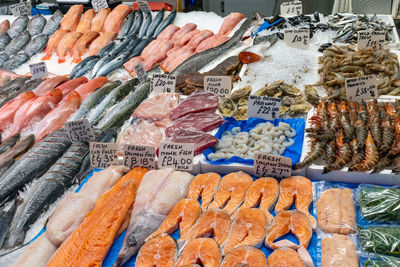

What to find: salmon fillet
left=218, top=12, right=245, bottom=35
left=71, top=31, right=99, bottom=63
left=88, top=32, right=117, bottom=56
left=103, top=4, right=132, bottom=33
left=176, top=238, right=221, bottom=267
left=136, top=234, right=177, bottom=267
left=187, top=172, right=221, bottom=212
left=157, top=25, right=180, bottom=41
left=42, top=30, right=70, bottom=60
left=220, top=246, right=267, bottom=267
left=56, top=32, right=83, bottom=63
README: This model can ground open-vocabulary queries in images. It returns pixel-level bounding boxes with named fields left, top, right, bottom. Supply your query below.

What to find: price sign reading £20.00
left=90, top=142, right=118, bottom=169
left=29, top=62, right=48, bottom=79
left=284, top=28, right=310, bottom=49
left=158, top=142, right=194, bottom=171
left=254, top=153, right=292, bottom=179
left=345, top=75, right=378, bottom=101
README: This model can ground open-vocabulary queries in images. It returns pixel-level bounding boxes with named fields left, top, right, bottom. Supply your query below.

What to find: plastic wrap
left=358, top=184, right=400, bottom=224
left=320, top=234, right=359, bottom=267
left=133, top=93, right=179, bottom=121
left=358, top=225, right=400, bottom=257
left=360, top=254, right=400, bottom=266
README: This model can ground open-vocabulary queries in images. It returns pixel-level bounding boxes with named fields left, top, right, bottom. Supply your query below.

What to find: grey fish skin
left=0, top=158, right=14, bottom=178
left=0, top=198, right=17, bottom=248
left=4, top=141, right=89, bottom=248
left=69, top=55, right=98, bottom=79
left=73, top=57, right=101, bottom=79
left=127, top=10, right=143, bottom=37
left=91, top=55, right=114, bottom=79
left=97, top=81, right=150, bottom=130
left=146, top=8, right=165, bottom=39
left=72, top=81, right=121, bottom=120
left=0, top=134, right=20, bottom=156
left=0, top=53, right=9, bottom=68
left=87, top=79, right=139, bottom=126
left=0, top=129, right=71, bottom=203
left=3, top=53, right=29, bottom=70
left=8, top=16, right=29, bottom=39
left=138, top=12, right=152, bottom=39
left=0, top=33, right=11, bottom=50
left=20, top=78, right=44, bottom=92
left=0, top=135, right=34, bottom=168
left=0, top=77, right=30, bottom=95
left=129, top=38, right=152, bottom=58
left=110, top=38, right=134, bottom=57
left=43, top=10, right=63, bottom=36
left=124, top=38, right=141, bottom=55
left=98, top=41, right=117, bottom=58
left=0, top=78, right=41, bottom=108
left=118, top=12, right=135, bottom=39
left=171, top=16, right=252, bottom=76
left=5, top=31, right=31, bottom=56
left=27, top=14, right=46, bottom=36
left=96, top=52, right=131, bottom=78
left=153, top=10, right=176, bottom=38
left=24, top=33, right=49, bottom=57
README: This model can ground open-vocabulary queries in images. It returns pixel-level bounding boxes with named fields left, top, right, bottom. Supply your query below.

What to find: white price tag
left=64, top=119, right=95, bottom=143
left=357, top=30, right=385, bottom=50
left=158, top=142, right=194, bottom=171
left=134, top=63, right=147, bottom=82
left=284, top=28, right=310, bottom=49
left=123, top=144, right=156, bottom=170
left=247, top=95, right=281, bottom=120
left=254, top=153, right=292, bottom=179
left=204, top=76, right=232, bottom=98
left=92, top=0, right=109, bottom=13
left=10, top=2, right=29, bottom=16
left=280, top=1, right=302, bottom=17
left=90, top=142, right=118, bottom=169
left=345, top=75, right=378, bottom=101
left=151, top=74, right=176, bottom=94
left=29, top=62, right=48, bottom=79
left=137, top=0, right=151, bottom=12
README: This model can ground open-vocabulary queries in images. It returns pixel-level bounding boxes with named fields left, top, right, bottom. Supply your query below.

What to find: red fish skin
left=102, top=4, right=132, bottom=33
left=0, top=20, right=10, bottom=35
left=35, top=91, right=81, bottom=142
left=33, top=76, right=70, bottom=95
left=74, top=76, right=108, bottom=100
left=54, top=77, right=88, bottom=96
left=157, top=25, right=180, bottom=41
left=218, top=13, right=245, bottom=35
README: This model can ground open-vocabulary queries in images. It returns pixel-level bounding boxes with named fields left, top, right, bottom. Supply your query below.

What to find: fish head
left=65, top=91, right=82, bottom=107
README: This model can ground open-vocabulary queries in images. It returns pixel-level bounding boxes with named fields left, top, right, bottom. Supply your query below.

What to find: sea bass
left=24, top=33, right=49, bottom=57
left=3, top=53, right=29, bottom=71
left=4, top=31, right=31, bottom=56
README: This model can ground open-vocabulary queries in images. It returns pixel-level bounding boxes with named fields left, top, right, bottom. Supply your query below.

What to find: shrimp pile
left=208, top=122, right=296, bottom=161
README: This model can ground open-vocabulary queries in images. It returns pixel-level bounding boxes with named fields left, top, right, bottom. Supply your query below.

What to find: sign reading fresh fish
left=65, top=119, right=95, bottom=142
left=204, top=76, right=232, bottom=98
left=123, top=144, right=156, bottom=170
left=90, top=142, right=118, bottom=169
left=254, top=152, right=292, bottom=179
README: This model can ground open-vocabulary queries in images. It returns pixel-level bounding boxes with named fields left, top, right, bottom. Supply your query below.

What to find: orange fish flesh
left=76, top=9, right=95, bottom=33
left=186, top=172, right=221, bottom=212
left=136, top=234, right=177, bottom=267
left=220, top=246, right=267, bottom=267
left=91, top=8, right=111, bottom=32
left=176, top=238, right=221, bottom=267
left=60, top=5, right=83, bottom=32
left=267, top=247, right=306, bottom=267
left=42, top=30, right=70, bottom=60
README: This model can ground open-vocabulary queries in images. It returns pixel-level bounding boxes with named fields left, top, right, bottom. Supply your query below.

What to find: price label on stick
left=280, top=1, right=302, bottom=17
left=137, top=0, right=151, bottom=12
left=284, top=28, right=310, bottom=49
left=158, top=142, right=194, bottom=171
left=247, top=95, right=281, bottom=120
left=64, top=119, right=95, bottom=143
left=10, top=2, right=29, bottom=16
left=345, top=75, right=378, bottom=101
left=92, top=0, right=109, bottom=13
left=90, top=142, right=118, bottom=169
left=204, top=76, right=232, bottom=98
left=151, top=74, right=176, bottom=94
left=123, top=144, right=156, bottom=170
left=254, top=153, right=292, bottom=179
left=357, top=30, right=385, bottom=50
left=134, top=63, right=147, bottom=83
left=29, top=62, right=48, bottom=79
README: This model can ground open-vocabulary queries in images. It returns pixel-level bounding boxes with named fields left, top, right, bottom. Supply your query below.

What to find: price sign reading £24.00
left=29, top=62, right=48, bottom=79
left=64, top=119, right=95, bottom=142
left=284, top=28, right=310, bottom=49
left=345, top=75, right=378, bottom=101
left=151, top=74, right=176, bottom=94
left=123, top=144, right=156, bottom=170
left=90, top=142, right=118, bottom=169
left=280, top=1, right=302, bottom=17
left=204, top=76, right=232, bottom=98
left=158, top=142, right=194, bottom=171
left=254, top=153, right=292, bottom=179
left=247, top=95, right=281, bottom=120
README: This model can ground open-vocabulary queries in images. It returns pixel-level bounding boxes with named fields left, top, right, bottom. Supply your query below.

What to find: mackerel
left=145, top=8, right=165, bottom=39
left=118, top=11, right=135, bottom=39
left=127, top=10, right=143, bottom=37
left=96, top=52, right=131, bottom=77
left=0, top=198, right=17, bottom=248
left=153, top=10, right=176, bottom=38
left=138, top=11, right=152, bottom=39
left=69, top=55, right=98, bottom=79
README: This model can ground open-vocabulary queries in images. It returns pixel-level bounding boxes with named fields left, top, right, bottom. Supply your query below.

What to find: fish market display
left=220, top=246, right=267, bottom=267
left=0, top=199, right=17, bottom=248
left=321, top=234, right=358, bottom=267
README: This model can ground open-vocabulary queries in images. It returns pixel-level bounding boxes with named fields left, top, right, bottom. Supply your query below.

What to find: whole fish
left=97, top=41, right=117, bottom=58
left=91, top=8, right=111, bottom=32
left=96, top=52, right=131, bottom=78
left=70, top=56, right=99, bottom=79
left=0, top=20, right=10, bottom=35
left=110, top=37, right=134, bottom=57
left=153, top=10, right=177, bottom=38
left=5, top=141, right=89, bottom=247
left=0, top=128, right=71, bottom=203
left=129, top=38, right=152, bottom=57
left=124, top=38, right=142, bottom=55
left=88, top=32, right=117, bottom=56
left=0, top=53, right=9, bottom=68
left=0, top=76, right=30, bottom=95
left=145, top=8, right=165, bottom=39
left=97, top=81, right=150, bottom=129
left=54, top=77, right=88, bottom=96
left=20, top=78, right=43, bottom=92
left=87, top=78, right=139, bottom=125
left=60, top=4, right=83, bottom=32
left=91, top=55, right=114, bottom=78
left=5, top=31, right=31, bottom=56
left=27, top=14, right=46, bottom=36
left=171, top=16, right=252, bottom=76
left=24, top=33, right=49, bottom=57
left=138, top=12, right=152, bottom=39
left=0, top=134, right=20, bottom=155
left=0, top=79, right=41, bottom=107
left=3, top=53, right=29, bottom=70
left=42, top=29, right=70, bottom=60
left=0, top=158, right=14, bottom=178
left=43, top=10, right=63, bottom=35
left=114, top=169, right=193, bottom=266
left=8, top=16, right=29, bottom=39
left=118, top=12, right=135, bottom=39
left=0, top=94, right=35, bottom=132
left=0, top=134, right=34, bottom=167
left=0, top=33, right=10, bottom=50
left=72, top=81, right=121, bottom=120
left=127, top=10, right=143, bottom=37
left=75, top=76, right=108, bottom=100
left=33, top=76, right=70, bottom=95
left=0, top=198, right=17, bottom=248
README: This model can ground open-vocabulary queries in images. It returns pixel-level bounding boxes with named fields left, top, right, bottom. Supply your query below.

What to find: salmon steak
left=321, top=234, right=358, bottom=267
left=265, top=210, right=312, bottom=250
left=135, top=234, right=177, bottom=267
left=220, top=246, right=267, bottom=267
left=275, top=176, right=316, bottom=229
left=207, top=171, right=253, bottom=215
left=187, top=172, right=221, bottom=212
left=232, top=177, right=279, bottom=224
left=146, top=198, right=201, bottom=242
left=267, top=247, right=307, bottom=267
left=182, top=208, right=231, bottom=247
left=222, top=208, right=267, bottom=255
left=176, top=238, right=221, bottom=267
left=317, top=188, right=356, bottom=235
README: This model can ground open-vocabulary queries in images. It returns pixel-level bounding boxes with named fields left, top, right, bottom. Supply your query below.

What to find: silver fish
left=138, top=11, right=152, bottom=39
left=145, top=8, right=164, bottom=39
left=24, top=33, right=49, bottom=57
left=0, top=33, right=11, bottom=50
left=153, top=10, right=176, bottom=38
left=42, top=10, right=63, bottom=35
left=91, top=55, right=114, bottom=78
left=0, top=198, right=17, bottom=248
left=5, top=31, right=31, bottom=56
left=27, top=14, right=46, bottom=36
left=118, top=12, right=135, bottom=39
left=96, top=52, right=131, bottom=79
left=0, top=53, right=9, bottom=68
left=3, top=53, right=29, bottom=70
left=127, top=10, right=143, bottom=37
left=8, top=16, right=29, bottom=39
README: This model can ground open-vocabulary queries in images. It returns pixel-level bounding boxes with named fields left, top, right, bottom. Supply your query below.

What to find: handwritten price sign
left=65, top=119, right=95, bottom=143
left=247, top=95, right=281, bottom=120
left=151, top=74, right=176, bottom=94
left=29, top=62, right=48, bottom=79
left=90, top=142, right=118, bottom=169
left=204, top=76, right=232, bottom=98
left=345, top=75, right=378, bottom=101
left=357, top=30, right=385, bottom=50
left=137, top=0, right=151, bottom=12
left=10, top=2, right=29, bottom=16
left=254, top=153, right=292, bottom=179
left=280, top=1, right=302, bottom=17
left=158, top=142, right=194, bottom=171
left=92, top=0, right=109, bottom=13
left=134, top=63, right=147, bottom=83
left=284, top=28, right=310, bottom=49
left=123, top=144, right=156, bottom=169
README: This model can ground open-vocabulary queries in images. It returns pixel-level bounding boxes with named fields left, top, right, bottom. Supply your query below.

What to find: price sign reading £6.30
left=280, top=1, right=302, bottom=17
left=90, top=142, right=118, bottom=169
left=158, top=142, right=194, bottom=171
left=151, top=74, right=176, bottom=94
left=123, top=144, right=156, bottom=170
left=29, top=62, right=48, bottom=79
left=247, top=95, right=281, bottom=120
left=254, top=153, right=292, bottom=179
left=10, top=2, right=29, bottom=16
left=284, top=28, right=310, bottom=49
left=64, top=119, right=95, bottom=143
left=345, top=75, right=378, bottom=101
left=204, top=76, right=232, bottom=98
left=92, top=0, right=109, bottom=13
